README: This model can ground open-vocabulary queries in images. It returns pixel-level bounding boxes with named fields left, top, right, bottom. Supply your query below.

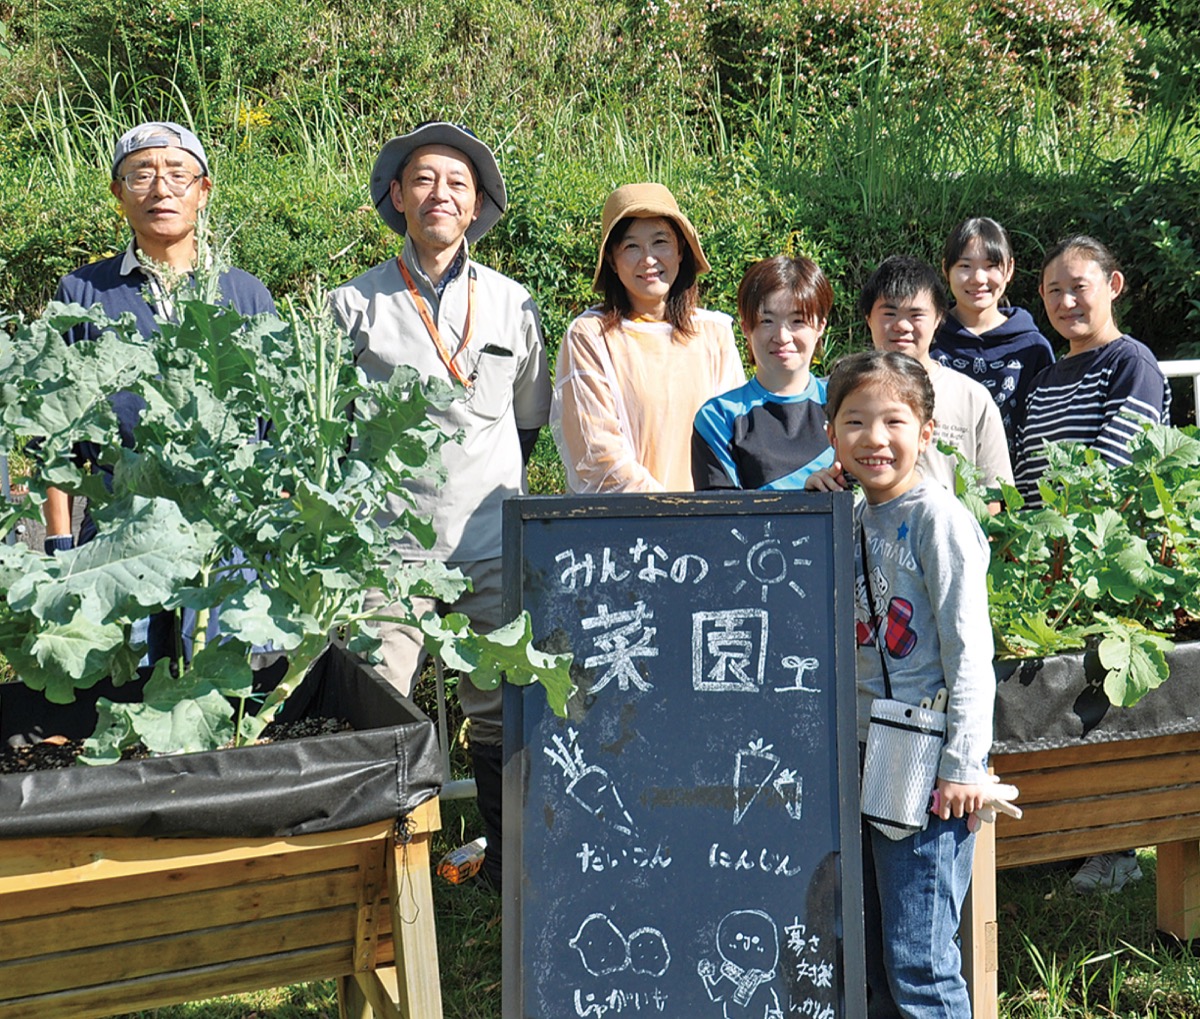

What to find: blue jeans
left=862, top=815, right=975, bottom=1018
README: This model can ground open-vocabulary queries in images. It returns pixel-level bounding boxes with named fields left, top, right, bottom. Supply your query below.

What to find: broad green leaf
left=4, top=615, right=125, bottom=702
left=122, top=690, right=237, bottom=755
left=219, top=586, right=309, bottom=650
left=119, top=656, right=239, bottom=752
left=5, top=291, right=574, bottom=756
left=188, top=641, right=255, bottom=700
left=1099, top=626, right=1174, bottom=707
left=80, top=698, right=139, bottom=764
left=383, top=558, right=472, bottom=604
left=992, top=612, right=1087, bottom=659
left=7, top=328, right=155, bottom=441
left=0, top=541, right=49, bottom=592
left=9, top=496, right=215, bottom=625
left=996, top=478, right=1025, bottom=513
left=422, top=611, right=574, bottom=717
left=167, top=299, right=255, bottom=400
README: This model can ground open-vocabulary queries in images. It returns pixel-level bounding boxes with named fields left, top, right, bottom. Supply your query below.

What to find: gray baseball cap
left=111, top=121, right=209, bottom=178
left=370, top=122, right=506, bottom=243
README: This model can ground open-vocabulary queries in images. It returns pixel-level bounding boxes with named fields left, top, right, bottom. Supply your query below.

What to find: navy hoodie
left=932, top=305, right=1055, bottom=461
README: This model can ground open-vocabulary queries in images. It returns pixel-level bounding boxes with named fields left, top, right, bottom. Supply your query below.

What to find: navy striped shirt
left=1014, top=336, right=1169, bottom=505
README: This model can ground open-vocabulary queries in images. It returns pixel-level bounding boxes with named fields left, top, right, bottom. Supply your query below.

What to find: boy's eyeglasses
left=118, top=170, right=203, bottom=196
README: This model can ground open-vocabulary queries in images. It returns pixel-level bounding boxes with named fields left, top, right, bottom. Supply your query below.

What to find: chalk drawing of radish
left=545, top=727, right=638, bottom=837
left=733, top=739, right=781, bottom=825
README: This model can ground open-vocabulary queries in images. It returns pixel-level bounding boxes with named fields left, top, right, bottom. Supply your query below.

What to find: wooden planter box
left=964, top=641, right=1200, bottom=1019
left=0, top=646, right=445, bottom=1019
left=0, top=804, right=441, bottom=1019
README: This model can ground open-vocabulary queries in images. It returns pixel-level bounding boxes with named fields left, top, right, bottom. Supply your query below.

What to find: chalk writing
left=576, top=842, right=673, bottom=873
left=709, top=843, right=805, bottom=878
left=734, top=739, right=779, bottom=824
left=790, top=1002, right=835, bottom=1018
left=784, top=921, right=836, bottom=1016
left=546, top=728, right=638, bottom=837
left=732, top=739, right=804, bottom=824
left=571, top=914, right=671, bottom=979
left=631, top=537, right=710, bottom=584
left=555, top=543, right=709, bottom=591
left=724, top=522, right=814, bottom=603
left=573, top=988, right=669, bottom=1016
left=583, top=602, right=658, bottom=693
left=572, top=914, right=630, bottom=976
left=784, top=920, right=820, bottom=956
left=510, top=495, right=862, bottom=1017
left=775, top=655, right=821, bottom=694
left=773, top=769, right=803, bottom=821
left=693, top=610, right=768, bottom=692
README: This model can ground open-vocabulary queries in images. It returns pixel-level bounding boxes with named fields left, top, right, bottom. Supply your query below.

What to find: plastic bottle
left=437, top=836, right=487, bottom=884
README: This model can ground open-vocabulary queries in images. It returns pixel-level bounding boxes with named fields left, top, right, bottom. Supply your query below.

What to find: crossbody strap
left=859, top=521, right=894, bottom=701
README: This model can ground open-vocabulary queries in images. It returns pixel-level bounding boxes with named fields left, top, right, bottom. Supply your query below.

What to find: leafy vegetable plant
left=0, top=279, right=572, bottom=761
left=958, top=425, right=1200, bottom=707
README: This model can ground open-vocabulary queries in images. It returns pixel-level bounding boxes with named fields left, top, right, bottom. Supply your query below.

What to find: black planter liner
left=993, top=640, right=1200, bottom=754
left=0, top=643, right=442, bottom=839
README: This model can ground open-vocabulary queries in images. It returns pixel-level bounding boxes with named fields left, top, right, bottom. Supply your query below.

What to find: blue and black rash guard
left=691, top=375, right=834, bottom=490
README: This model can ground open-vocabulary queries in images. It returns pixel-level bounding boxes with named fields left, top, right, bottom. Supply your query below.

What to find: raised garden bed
left=963, top=641, right=1200, bottom=1019
left=0, top=644, right=445, bottom=1019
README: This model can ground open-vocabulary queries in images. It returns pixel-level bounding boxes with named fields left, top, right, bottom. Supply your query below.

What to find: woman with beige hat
left=551, top=183, right=745, bottom=493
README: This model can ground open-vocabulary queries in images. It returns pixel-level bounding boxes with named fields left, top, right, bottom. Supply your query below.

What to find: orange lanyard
left=397, top=255, right=476, bottom=387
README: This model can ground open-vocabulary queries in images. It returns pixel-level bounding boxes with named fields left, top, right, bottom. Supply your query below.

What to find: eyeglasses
left=118, top=170, right=204, bottom=195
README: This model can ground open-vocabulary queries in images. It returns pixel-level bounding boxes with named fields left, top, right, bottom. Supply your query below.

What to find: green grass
left=996, top=851, right=1200, bottom=1017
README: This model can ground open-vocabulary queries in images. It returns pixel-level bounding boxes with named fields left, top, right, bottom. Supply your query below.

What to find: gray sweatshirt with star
left=854, top=480, right=994, bottom=784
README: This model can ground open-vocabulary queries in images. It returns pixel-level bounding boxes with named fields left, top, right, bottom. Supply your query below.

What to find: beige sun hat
left=591, top=183, right=711, bottom=289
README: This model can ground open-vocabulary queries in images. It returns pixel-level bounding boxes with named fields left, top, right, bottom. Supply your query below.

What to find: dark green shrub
left=29, top=0, right=314, bottom=108
left=644, top=0, right=1138, bottom=132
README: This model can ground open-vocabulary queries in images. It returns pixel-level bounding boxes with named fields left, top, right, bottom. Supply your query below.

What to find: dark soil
left=0, top=716, right=350, bottom=775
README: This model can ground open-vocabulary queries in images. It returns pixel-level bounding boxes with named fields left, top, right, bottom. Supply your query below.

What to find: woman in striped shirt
left=1013, top=235, right=1170, bottom=508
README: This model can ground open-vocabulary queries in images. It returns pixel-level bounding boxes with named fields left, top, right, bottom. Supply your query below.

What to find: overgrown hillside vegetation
left=1, top=0, right=1198, bottom=370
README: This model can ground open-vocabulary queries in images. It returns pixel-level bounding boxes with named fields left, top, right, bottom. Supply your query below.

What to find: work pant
left=361, top=557, right=505, bottom=745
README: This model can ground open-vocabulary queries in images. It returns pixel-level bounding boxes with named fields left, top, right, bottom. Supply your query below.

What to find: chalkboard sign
left=503, top=491, right=865, bottom=1019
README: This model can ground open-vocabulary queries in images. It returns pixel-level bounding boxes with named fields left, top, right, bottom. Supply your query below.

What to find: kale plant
left=0, top=286, right=571, bottom=760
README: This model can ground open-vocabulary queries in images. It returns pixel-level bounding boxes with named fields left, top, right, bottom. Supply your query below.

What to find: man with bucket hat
left=331, top=122, right=551, bottom=891
left=43, top=121, right=275, bottom=660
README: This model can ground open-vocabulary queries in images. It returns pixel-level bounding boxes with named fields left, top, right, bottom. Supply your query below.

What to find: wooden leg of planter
left=962, top=819, right=999, bottom=1019
left=1157, top=840, right=1200, bottom=944
left=385, top=799, right=443, bottom=1019
left=338, top=973, right=374, bottom=1019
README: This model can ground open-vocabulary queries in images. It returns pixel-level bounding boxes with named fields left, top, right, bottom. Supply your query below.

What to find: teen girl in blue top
left=691, top=256, right=835, bottom=489
left=823, top=350, right=994, bottom=1017
left=932, top=217, right=1055, bottom=462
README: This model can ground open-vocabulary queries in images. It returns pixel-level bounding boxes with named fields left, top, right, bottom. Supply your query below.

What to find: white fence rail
left=1162, top=359, right=1200, bottom=425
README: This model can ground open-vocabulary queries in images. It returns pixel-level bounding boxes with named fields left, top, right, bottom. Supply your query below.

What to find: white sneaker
left=1070, top=852, right=1143, bottom=894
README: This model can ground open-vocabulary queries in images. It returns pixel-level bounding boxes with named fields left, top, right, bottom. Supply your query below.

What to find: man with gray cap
left=330, top=122, right=551, bottom=891
left=44, top=121, right=274, bottom=659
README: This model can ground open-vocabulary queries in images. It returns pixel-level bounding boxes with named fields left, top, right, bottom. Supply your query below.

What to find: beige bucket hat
left=592, top=183, right=711, bottom=289
left=370, top=122, right=506, bottom=243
